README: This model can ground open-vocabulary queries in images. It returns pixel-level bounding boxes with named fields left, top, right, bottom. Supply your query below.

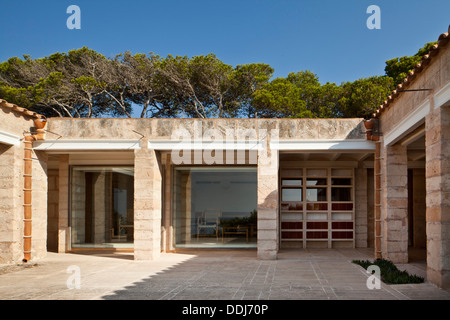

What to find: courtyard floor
left=0, top=248, right=449, bottom=300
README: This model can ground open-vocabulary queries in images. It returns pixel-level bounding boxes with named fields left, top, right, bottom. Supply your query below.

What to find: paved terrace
left=0, top=249, right=449, bottom=300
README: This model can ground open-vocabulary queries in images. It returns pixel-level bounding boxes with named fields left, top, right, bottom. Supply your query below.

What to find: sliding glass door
left=173, top=167, right=257, bottom=248
left=71, top=166, right=134, bottom=248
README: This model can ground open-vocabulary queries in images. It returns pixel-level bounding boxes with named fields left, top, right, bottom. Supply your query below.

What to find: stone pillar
left=355, top=167, right=368, bottom=248
left=381, top=144, right=409, bottom=263
left=162, top=154, right=173, bottom=252
left=0, top=144, right=22, bottom=264
left=31, top=150, right=48, bottom=260
left=374, top=143, right=382, bottom=259
left=92, top=171, right=112, bottom=244
left=257, top=138, right=279, bottom=260
left=180, top=171, right=191, bottom=244
left=367, top=169, right=375, bottom=248
left=71, top=169, right=85, bottom=245
left=1, top=144, right=47, bottom=262
left=425, top=105, right=450, bottom=288
left=134, top=140, right=162, bottom=260
left=58, top=154, right=70, bottom=253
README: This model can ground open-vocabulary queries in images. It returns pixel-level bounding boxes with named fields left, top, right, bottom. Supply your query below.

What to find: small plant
left=352, top=258, right=424, bottom=284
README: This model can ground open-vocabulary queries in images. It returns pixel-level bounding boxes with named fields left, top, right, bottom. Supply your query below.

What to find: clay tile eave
left=0, top=99, right=45, bottom=120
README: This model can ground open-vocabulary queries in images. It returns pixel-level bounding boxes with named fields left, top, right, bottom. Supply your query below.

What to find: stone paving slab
left=0, top=248, right=449, bottom=300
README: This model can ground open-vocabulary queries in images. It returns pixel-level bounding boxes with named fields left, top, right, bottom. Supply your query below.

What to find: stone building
left=0, top=27, right=448, bottom=288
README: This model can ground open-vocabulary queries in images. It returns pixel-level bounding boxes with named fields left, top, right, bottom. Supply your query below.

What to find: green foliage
left=352, top=259, right=424, bottom=284
left=338, top=76, right=394, bottom=119
left=0, top=38, right=437, bottom=119
left=0, top=85, right=31, bottom=108
left=385, top=41, right=437, bottom=86
left=253, top=77, right=312, bottom=118
left=252, top=71, right=347, bottom=118
left=228, top=63, right=274, bottom=117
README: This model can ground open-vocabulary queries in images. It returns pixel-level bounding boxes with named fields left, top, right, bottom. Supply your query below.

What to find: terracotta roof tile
left=0, top=99, right=46, bottom=119
left=373, top=25, right=450, bottom=118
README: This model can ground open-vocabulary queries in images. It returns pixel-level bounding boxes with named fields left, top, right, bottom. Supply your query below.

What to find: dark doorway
left=407, top=168, right=426, bottom=262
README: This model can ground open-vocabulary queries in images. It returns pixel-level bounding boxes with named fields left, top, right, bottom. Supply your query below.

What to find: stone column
left=257, top=131, right=279, bottom=260
left=1, top=144, right=47, bottom=262
left=85, top=170, right=113, bottom=245
left=180, top=171, right=192, bottom=244
left=58, top=154, right=70, bottom=253
left=381, top=144, right=409, bottom=263
left=70, top=169, right=85, bottom=245
left=374, top=143, right=382, bottom=259
left=31, top=150, right=48, bottom=260
left=134, top=140, right=162, bottom=260
left=425, top=104, right=450, bottom=288
left=162, top=154, right=173, bottom=252
left=355, top=167, right=368, bottom=248
left=367, top=169, right=375, bottom=248
left=93, top=171, right=108, bottom=244
left=0, top=144, right=22, bottom=264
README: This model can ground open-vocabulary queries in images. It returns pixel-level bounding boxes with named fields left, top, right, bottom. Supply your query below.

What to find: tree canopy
left=385, top=41, right=437, bottom=86
left=0, top=41, right=435, bottom=119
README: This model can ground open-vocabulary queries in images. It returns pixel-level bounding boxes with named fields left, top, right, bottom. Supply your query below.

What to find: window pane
left=307, top=169, right=327, bottom=177
left=282, top=188, right=302, bottom=202
left=332, top=203, right=353, bottom=210
left=332, top=187, right=352, bottom=201
left=282, top=179, right=302, bottom=186
left=173, top=168, right=257, bottom=248
left=331, top=178, right=352, bottom=185
left=306, top=187, right=327, bottom=202
left=306, top=178, right=327, bottom=186
left=331, top=169, right=352, bottom=176
left=306, top=203, right=328, bottom=211
left=281, top=169, right=302, bottom=177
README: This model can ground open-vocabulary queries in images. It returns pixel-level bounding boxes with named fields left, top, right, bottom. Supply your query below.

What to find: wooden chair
left=197, top=209, right=221, bottom=240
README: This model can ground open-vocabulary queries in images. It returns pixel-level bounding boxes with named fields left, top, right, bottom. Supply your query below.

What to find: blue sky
left=0, top=0, right=449, bottom=85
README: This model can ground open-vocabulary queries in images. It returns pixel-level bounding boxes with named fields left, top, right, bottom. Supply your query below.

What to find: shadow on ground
left=98, top=248, right=450, bottom=300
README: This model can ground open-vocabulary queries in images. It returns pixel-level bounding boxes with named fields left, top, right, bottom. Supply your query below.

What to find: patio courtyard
left=1, top=249, right=449, bottom=300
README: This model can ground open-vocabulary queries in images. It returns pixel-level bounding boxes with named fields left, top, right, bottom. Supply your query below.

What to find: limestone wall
left=376, top=43, right=449, bottom=288
left=367, top=169, right=375, bottom=248
left=45, top=118, right=366, bottom=141
left=425, top=101, right=449, bottom=288
left=0, top=143, right=22, bottom=263
left=355, top=167, right=368, bottom=248
left=0, top=106, right=48, bottom=264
